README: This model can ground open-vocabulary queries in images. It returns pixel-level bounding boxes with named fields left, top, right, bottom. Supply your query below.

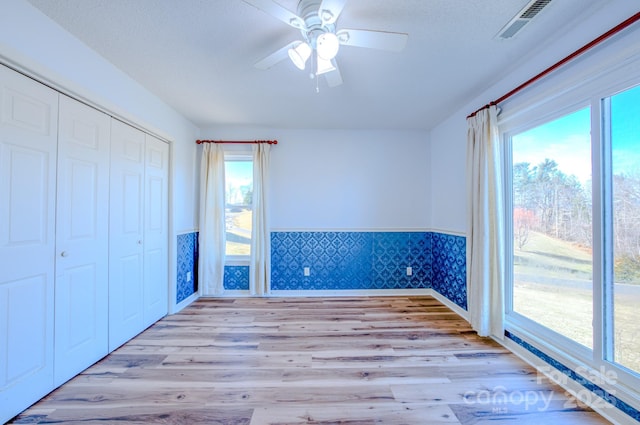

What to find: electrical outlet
left=304, top=267, right=310, bottom=276
left=187, top=271, right=192, bottom=282
left=406, top=267, right=413, bottom=276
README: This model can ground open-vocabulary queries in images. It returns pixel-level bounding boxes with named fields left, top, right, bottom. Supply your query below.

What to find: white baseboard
left=430, top=289, right=469, bottom=321
left=265, top=289, right=433, bottom=297
left=172, top=292, right=198, bottom=313
left=189, top=288, right=466, bottom=307
left=214, top=290, right=252, bottom=297
left=198, top=289, right=434, bottom=298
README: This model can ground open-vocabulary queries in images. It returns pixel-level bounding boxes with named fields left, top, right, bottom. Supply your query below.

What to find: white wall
left=428, top=0, right=640, bottom=235
left=1, top=0, right=200, bottom=309
left=429, top=115, right=467, bottom=234
left=200, top=126, right=431, bottom=231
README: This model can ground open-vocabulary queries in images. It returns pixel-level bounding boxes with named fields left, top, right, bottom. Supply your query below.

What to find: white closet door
left=54, top=95, right=110, bottom=386
left=109, top=119, right=145, bottom=351
left=143, top=134, right=169, bottom=326
left=0, top=65, right=58, bottom=423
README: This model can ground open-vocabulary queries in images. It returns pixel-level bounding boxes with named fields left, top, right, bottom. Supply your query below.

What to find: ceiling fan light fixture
left=316, top=56, right=336, bottom=75
left=288, top=41, right=312, bottom=70
left=316, top=32, right=340, bottom=60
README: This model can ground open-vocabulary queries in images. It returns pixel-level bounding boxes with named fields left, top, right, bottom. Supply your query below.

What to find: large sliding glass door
left=503, top=78, right=640, bottom=408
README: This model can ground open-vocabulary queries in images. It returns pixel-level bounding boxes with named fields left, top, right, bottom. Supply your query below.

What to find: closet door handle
left=137, top=240, right=143, bottom=245
left=60, top=251, right=68, bottom=257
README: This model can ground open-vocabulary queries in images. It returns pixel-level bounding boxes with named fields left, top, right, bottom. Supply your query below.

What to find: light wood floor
left=11, top=296, right=610, bottom=424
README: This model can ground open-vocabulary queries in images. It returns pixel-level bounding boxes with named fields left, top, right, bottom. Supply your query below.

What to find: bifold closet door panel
left=109, top=119, right=145, bottom=352
left=0, top=64, right=58, bottom=423
left=143, top=134, right=169, bottom=326
left=54, top=95, right=110, bottom=386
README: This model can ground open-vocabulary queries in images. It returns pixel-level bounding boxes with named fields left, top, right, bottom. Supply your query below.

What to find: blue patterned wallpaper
left=224, top=265, right=250, bottom=290
left=177, top=232, right=198, bottom=303
left=270, top=231, right=432, bottom=291
left=431, top=232, right=467, bottom=310
left=180, top=230, right=468, bottom=311
left=372, top=232, right=432, bottom=289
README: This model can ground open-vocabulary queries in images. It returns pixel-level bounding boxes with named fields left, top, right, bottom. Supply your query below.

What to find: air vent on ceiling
left=496, top=0, right=553, bottom=39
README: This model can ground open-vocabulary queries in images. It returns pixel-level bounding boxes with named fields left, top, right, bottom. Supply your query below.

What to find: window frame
left=499, top=35, right=640, bottom=401
left=223, top=152, right=253, bottom=265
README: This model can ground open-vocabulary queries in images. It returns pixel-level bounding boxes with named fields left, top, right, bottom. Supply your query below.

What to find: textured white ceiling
left=26, top=0, right=613, bottom=130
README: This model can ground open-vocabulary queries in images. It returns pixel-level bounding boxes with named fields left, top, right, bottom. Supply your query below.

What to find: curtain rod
left=467, top=11, right=640, bottom=119
left=196, top=139, right=278, bottom=145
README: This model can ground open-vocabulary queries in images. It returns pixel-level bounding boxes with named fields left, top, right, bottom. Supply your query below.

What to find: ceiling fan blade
left=242, top=0, right=305, bottom=29
left=324, top=60, right=343, bottom=87
left=254, top=41, right=297, bottom=69
left=318, top=0, right=347, bottom=25
left=336, top=29, right=408, bottom=52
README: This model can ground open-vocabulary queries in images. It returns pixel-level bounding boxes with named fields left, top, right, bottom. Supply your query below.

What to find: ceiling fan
left=243, top=0, right=409, bottom=88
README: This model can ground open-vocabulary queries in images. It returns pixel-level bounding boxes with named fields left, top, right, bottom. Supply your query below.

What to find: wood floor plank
left=249, top=403, right=461, bottom=425
left=16, top=406, right=253, bottom=425
left=9, top=296, right=612, bottom=425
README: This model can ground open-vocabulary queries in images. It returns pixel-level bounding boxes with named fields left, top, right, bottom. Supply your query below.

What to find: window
left=498, top=31, right=640, bottom=414
left=224, top=158, right=253, bottom=257
left=505, top=80, right=640, bottom=389
left=510, top=107, right=594, bottom=350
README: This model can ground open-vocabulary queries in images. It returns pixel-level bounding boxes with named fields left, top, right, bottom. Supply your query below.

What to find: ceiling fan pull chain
left=312, top=53, right=320, bottom=93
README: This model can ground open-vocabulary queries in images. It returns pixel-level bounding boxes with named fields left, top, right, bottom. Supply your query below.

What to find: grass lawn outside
left=513, top=231, right=640, bottom=374
left=225, top=208, right=252, bottom=256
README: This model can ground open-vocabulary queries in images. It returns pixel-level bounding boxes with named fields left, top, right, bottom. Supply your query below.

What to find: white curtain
left=250, top=143, right=271, bottom=296
left=199, top=143, right=226, bottom=296
left=466, top=105, right=505, bottom=339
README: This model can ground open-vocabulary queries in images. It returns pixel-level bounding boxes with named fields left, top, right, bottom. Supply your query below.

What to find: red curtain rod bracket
left=196, top=139, right=278, bottom=145
left=467, top=11, right=640, bottom=119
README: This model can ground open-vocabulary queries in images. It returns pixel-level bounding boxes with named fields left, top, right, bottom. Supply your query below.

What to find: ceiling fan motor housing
left=297, top=0, right=336, bottom=48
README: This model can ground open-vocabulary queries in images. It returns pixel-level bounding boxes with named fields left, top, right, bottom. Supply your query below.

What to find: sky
left=512, top=84, right=640, bottom=184
left=512, top=107, right=592, bottom=183
left=225, top=160, right=253, bottom=185
left=225, top=160, right=253, bottom=205
left=611, top=84, right=640, bottom=177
